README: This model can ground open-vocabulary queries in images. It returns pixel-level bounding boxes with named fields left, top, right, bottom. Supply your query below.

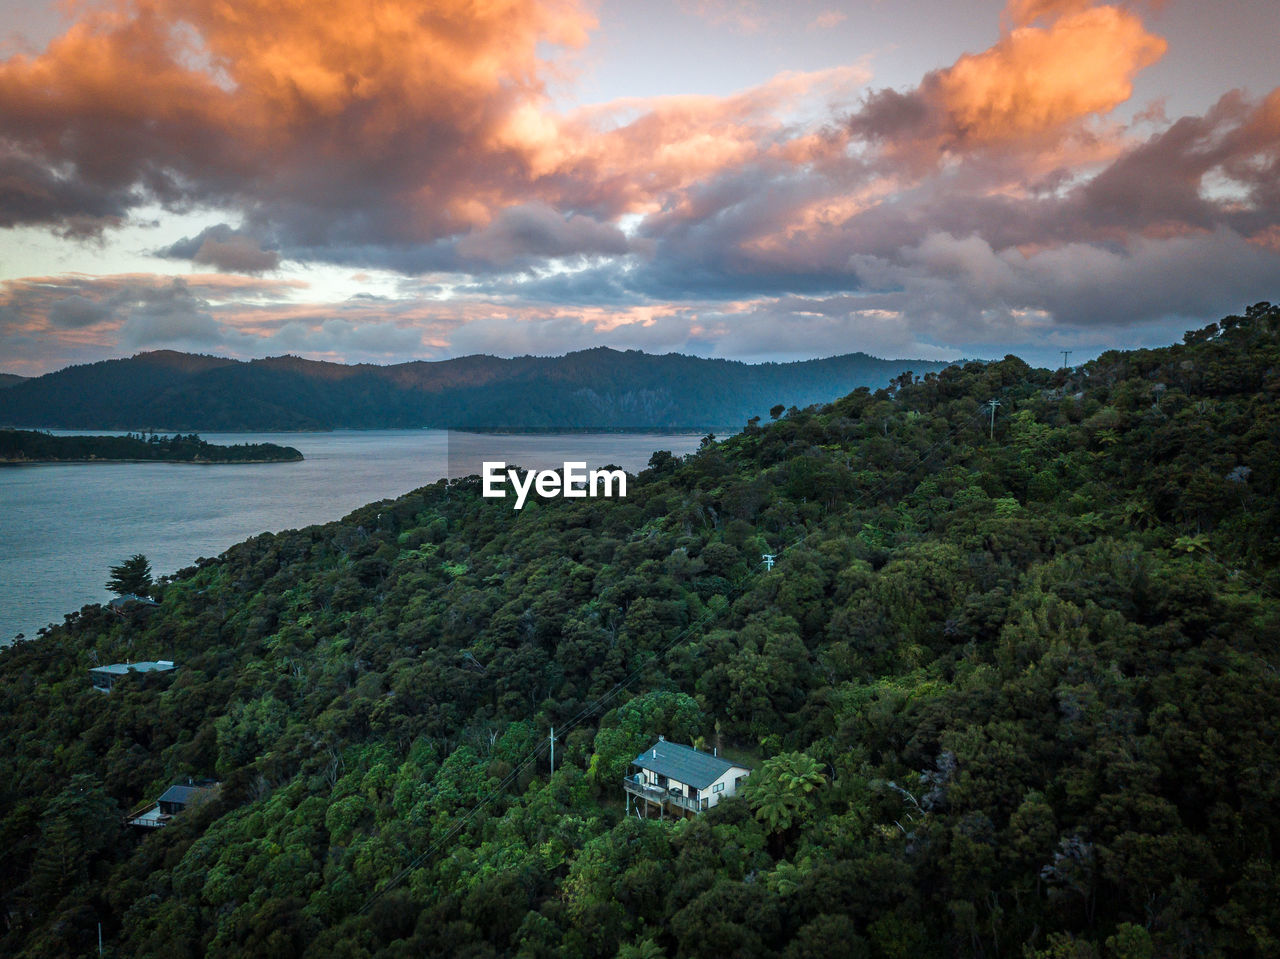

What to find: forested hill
left=0, top=373, right=26, bottom=388
left=0, top=430, right=303, bottom=463
left=0, top=347, right=954, bottom=431
left=2, top=304, right=1279, bottom=958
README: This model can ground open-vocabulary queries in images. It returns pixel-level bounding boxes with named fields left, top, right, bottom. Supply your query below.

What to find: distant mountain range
left=0, top=374, right=27, bottom=389
left=0, top=348, right=957, bottom=431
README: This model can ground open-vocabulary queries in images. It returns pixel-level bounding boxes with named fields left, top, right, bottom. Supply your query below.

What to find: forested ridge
left=0, top=431, right=303, bottom=463
left=0, top=347, right=953, bottom=431
left=1, top=305, right=1278, bottom=958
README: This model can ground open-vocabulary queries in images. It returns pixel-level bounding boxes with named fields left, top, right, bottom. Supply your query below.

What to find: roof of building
left=631, top=740, right=749, bottom=789
left=157, top=782, right=217, bottom=805
left=89, top=660, right=176, bottom=676
left=108, top=594, right=159, bottom=609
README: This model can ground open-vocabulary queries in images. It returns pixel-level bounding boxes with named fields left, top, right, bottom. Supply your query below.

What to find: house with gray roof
left=126, top=779, right=219, bottom=829
left=624, top=737, right=751, bottom=820
left=108, top=594, right=159, bottom=614
left=88, top=659, right=176, bottom=692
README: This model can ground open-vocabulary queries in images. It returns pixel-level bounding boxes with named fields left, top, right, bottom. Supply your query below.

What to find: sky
left=0, top=0, right=1277, bottom=375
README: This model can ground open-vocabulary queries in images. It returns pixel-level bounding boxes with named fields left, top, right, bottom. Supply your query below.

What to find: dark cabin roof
left=632, top=741, right=748, bottom=789
left=158, top=783, right=215, bottom=805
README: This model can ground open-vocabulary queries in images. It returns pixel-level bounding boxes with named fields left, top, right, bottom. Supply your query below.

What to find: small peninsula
left=0, top=430, right=303, bottom=464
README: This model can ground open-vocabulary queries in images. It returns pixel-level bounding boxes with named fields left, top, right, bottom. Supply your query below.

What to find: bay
left=0, top=429, right=704, bottom=643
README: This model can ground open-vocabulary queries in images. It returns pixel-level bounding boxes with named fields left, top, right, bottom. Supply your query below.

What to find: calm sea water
left=0, top=430, right=704, bottom=643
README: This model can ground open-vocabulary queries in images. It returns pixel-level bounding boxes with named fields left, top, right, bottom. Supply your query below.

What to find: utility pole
left=549, top=726, right=556, bottom=775
left=1060, top=350, right=1072, bottom=370
left=762, top=553, right=776, bottom=571
left=985, top=399, right=1002, bottom=439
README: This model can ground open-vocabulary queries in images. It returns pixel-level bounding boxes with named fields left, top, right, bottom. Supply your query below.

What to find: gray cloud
left=159, top=224, right=281, bottom=273
left=438, top=296, right=952, bottom=363
left=269, top=317, right=426, bottom=357
left=0, top=153, right=129, bottom=234
left=845, top=227, right=1280, bottom=355
left=455, top=203, right=631, bottom=265
left=47, top=294, right=113, bottom=329
left=0, top=274, right=303, bottom=367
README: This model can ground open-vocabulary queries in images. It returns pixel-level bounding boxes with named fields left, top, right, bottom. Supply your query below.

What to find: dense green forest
left=0, top=431, right=303, bottom=463
left=0, top=347, right=953, bottom=431
left=1, top=305, right=1278, bottom=958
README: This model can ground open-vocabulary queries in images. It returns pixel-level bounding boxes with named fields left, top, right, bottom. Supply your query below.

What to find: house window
left=712, top=782, right=725, bottom=793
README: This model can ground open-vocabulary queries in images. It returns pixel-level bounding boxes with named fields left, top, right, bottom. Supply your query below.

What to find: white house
left=624, top=738, right=751, bottom=820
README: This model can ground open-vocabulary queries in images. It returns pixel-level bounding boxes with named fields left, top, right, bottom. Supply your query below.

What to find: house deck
left=623, top=776, right=705, bottom=818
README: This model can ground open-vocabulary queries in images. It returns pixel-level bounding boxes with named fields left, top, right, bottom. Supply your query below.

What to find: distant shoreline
left=0, top=456, right=302, bottom=465
left=15, top=426, right=727, bottom=434
left=9, top=426, right=722, bottom=434
left=0, top=430, right=304, bottom=464
left=5, top=427, right=334, bottom=434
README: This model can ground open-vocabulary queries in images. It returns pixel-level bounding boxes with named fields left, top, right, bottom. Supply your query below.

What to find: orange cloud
left=0, top=0, right=873, bottom=263
left=939, top=5, right=1166, bottom=145
left=1003, top=0, right=1095, bottom=27
left=727, top=2, right=1170, bottom=277
left=447, top=62, right=869, bottom=238
left=0, top=0, right=597, bottom=240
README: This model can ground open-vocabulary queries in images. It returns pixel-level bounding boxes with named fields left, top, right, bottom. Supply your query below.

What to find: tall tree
left=106, top=553, right=153, bottom=596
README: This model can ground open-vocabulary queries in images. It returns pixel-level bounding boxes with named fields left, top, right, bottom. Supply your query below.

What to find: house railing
left=623, top=778, right=705, bottom=813
left=123, top=803, right=170, bottom=828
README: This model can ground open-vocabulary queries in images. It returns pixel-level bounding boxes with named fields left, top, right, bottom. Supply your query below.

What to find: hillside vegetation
left=0, top=305, right=1278, bottom=958
left=0, top=347, right=953, bottom=431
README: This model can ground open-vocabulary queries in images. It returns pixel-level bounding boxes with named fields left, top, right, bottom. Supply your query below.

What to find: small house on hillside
left=624, top=738, right=751, bottom=820
left=89, top=659, right=176, bottom=692
left=126, top=779, right=219, bottom=829
left=108, top=594, right=160, bottom=616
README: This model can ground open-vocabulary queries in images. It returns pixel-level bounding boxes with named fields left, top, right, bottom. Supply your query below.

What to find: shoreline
left=0, top=456, right=303, bottom=465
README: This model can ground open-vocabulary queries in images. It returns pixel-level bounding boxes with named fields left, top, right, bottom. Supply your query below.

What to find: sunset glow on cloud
left=0, top=0, right=1277, bottom=372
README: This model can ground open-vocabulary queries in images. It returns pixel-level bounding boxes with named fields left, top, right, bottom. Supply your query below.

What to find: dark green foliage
left=744, top=752, right=825, bottom=834
left=1, top=305, right=1280, bottom=957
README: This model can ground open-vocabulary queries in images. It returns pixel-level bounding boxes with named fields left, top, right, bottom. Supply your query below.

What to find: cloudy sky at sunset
left=0, top=0, right=1277, bottom=375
